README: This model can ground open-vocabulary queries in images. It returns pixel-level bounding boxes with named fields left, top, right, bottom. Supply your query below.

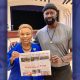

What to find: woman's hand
left=10, top=51, right=20, bottom=64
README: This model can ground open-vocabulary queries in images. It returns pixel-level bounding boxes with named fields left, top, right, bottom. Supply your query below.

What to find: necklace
left=23, top=47, right=31, bottom=53
left=47, top=27, right=56, bottom=44
left=22, top=44, right=31, bottom=52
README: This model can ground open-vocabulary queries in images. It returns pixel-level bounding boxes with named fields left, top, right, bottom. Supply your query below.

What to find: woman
left=7, top=24, right=44, bottom=80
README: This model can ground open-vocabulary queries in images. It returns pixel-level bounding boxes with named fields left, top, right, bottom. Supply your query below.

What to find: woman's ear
left=17, top=33, right=19, bottom=37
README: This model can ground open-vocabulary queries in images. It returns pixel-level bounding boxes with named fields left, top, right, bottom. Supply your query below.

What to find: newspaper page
left=19, top=50, right=51, bottom=76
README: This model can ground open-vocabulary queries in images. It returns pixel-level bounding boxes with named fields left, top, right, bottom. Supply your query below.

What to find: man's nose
left=47, top=13, right=52, bottom=17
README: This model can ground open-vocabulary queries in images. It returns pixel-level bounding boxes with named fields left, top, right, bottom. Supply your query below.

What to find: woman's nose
left=24, top=34, right=27, bottom=37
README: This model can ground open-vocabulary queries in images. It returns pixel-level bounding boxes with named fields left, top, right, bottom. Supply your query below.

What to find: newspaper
left=19, top=50, right=51, bottom=76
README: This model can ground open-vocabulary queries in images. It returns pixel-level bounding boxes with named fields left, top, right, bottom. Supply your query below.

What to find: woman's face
left=19, top=27, right=32, bottom=44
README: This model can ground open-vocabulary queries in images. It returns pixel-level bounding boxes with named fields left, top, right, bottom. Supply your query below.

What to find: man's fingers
left=52, top=56, right=59, bottom=60
left=51, top=55, right=60, bottom=63
left=52, top=55, right=59, bottom=58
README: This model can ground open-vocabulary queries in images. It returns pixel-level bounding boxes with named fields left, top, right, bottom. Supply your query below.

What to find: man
left=35, top=3, right=72, bottom=80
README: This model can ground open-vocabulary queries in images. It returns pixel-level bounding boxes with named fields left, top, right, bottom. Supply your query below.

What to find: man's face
left=43, top=9, right=57, bottom=25
left=19, top=28, right=32, bottom=44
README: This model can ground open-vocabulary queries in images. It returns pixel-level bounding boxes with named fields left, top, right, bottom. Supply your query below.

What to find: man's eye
left=46, top=13, right=49, bottom=15
left=50, top=12, right=53, bottom=15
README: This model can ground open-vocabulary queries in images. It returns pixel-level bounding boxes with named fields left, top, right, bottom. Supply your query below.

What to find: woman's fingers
left=12, top=51, right=19, bottom=58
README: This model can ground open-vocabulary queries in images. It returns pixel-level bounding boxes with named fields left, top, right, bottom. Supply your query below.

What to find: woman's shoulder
left=31, top=42, right=42, bottom=51
left=31, top=42, right=40, bottom=47
left=9, top=42, right=22, bottom=51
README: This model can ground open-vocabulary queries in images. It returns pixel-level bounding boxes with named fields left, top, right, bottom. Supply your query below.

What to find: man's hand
left=9, top=42, right=17, bottom=50
left=51, top=55, right=63, bottom=67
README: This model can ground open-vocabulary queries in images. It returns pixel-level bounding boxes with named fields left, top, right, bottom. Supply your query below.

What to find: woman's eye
left=26, top=33, right=30, bottom=35
left=21, top=33, right=24, bottom=36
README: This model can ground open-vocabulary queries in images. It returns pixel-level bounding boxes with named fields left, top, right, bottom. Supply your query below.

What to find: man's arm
left=61, top=48, right=72, bottom=63
left=9, top=42, right=17, bottom=51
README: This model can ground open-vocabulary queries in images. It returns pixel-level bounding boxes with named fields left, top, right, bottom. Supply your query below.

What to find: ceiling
left=8, top=0, right=72, bottom=12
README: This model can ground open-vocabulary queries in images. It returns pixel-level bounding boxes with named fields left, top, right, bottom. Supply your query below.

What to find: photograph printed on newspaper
left=19, top=50, right=51, bottom=76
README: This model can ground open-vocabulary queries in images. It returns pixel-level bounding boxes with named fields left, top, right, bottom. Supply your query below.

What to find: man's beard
left=44, top=17, right=56, bottom=25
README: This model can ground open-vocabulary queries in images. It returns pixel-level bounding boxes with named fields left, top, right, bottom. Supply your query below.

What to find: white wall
left=7, top=0, right=72, bottom=30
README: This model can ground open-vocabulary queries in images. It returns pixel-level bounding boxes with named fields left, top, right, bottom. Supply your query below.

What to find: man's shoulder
left=58, top=23, right=72, bottom=34
left=59, top=22, right=67, bottom=27
left=37, top=25, right=47, bottom=34
left=59, top=22, right=71, bottom=30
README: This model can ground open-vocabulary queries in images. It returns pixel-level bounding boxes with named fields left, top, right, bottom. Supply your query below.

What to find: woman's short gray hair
left=18, top=24, right=33, bottom=32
